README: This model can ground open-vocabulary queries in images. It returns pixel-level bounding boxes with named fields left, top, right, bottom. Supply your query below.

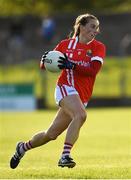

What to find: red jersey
left=54, top=36, right=106, bottom=103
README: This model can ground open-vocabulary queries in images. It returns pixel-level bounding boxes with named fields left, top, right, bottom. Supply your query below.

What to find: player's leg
left=10, top=108, right=72, bottom=169
left=61, top=95, right=87, bottom=144
left=30, top=108, right=72, bottom=147
left=58, top=94, right=87, bottom=168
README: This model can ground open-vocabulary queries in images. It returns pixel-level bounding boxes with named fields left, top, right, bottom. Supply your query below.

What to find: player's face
left=80, top=19, right=99, bottom=42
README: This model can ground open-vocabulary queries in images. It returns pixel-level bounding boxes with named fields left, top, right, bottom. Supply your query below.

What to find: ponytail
left=69, top=13, right=99, bottom=39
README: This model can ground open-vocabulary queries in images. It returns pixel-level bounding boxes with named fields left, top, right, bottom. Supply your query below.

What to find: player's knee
left=80, top=110, right=87, bottom=122
left=46, top=131, right=58, bottom=140
left=75, top=109, right=87, bottom=124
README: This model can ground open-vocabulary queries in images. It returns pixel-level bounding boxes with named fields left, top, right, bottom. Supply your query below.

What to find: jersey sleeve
left=91, top=43, right=106, bottom=65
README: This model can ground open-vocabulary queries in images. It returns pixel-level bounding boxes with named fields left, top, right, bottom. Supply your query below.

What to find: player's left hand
left=58, top=54, right=76, bottom=70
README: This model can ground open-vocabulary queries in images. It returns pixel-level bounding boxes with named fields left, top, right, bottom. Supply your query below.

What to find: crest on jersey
left=78, top=51, right=81, bottom=55
left=86, top=49, right=92, bottom=57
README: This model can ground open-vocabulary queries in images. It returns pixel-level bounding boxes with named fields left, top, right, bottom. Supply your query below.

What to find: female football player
left=10, top=13, right=106, bottom=169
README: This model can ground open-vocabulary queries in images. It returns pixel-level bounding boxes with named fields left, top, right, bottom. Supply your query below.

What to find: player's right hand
left=41, top=51, right=49, bottom=64
left=40, top=51, right=49, bottom=69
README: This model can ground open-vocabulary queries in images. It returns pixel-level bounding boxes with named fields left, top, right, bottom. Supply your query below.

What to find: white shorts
left=54, top=84, right=88, bottom=107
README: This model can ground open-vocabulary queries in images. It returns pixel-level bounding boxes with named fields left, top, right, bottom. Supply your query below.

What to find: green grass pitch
left=0, top=108, right=131, bottom=179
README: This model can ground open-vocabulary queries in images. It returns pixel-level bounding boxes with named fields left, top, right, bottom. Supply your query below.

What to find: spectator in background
left=41, top=15, right=56, bottom=43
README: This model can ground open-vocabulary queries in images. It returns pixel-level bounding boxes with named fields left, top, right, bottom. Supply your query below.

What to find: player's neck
left=78, top=35, right=94, bottom=44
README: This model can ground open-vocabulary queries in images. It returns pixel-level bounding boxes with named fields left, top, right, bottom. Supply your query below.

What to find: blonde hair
left=70, top=13, right=99, bottom=38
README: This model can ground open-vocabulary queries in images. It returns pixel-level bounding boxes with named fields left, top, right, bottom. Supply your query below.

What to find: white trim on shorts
left=54, top=84, right=88, bottom=107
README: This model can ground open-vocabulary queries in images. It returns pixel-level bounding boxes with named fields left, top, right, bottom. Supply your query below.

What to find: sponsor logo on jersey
left=69, top=59, right=90, bottom=67
left=86, top=49, right=92, bottom=57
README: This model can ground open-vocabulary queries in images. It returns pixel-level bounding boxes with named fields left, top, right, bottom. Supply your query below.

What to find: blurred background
left=0, top=0, right=131, bottom=111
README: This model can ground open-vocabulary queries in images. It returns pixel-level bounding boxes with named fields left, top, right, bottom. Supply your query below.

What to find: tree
left=0, top=0, right=131, bottom=16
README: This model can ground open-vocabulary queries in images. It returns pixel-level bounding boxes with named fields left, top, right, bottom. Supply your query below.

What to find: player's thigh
left=46, top=108, right=72, bottom=136
left=60, top=94, right=86, bottom=120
